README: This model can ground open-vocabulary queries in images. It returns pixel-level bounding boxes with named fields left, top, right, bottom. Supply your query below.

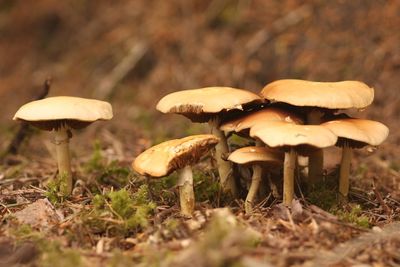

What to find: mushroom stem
left=245, top=164, right=262, bottom=214
left=209, top=118, right=238, bottom=198
left=54, top=127, right=72, bottom=196
left=308, top=149, right=323, bottom=185
left=283, top=148, right=296, bottom=205
left=178, top=165, right=195, bottom=216
left=307, top=110, right=324, bottom=185
left=339, top=143, right=353, bottom=198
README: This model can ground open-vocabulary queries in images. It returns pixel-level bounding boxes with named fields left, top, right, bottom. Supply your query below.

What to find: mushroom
left=220, top=106, right=303, bottom=198
left=228, top=146, right=283, bottom=213
left=132, top=134, right=219, bottom=216
left=13, top=96, right=113, bottom=196
left=260, top=79, right=374, bottom=185
left=250, top=121, right=338, bottom=205
left=156, top=87, right=263, bottom=197
left=321, top=116, right=389, bottom=198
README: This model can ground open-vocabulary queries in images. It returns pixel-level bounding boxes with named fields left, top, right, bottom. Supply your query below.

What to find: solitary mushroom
left=250, top=121, right=338, bottom=205
left=132, top=134, right=219, bottom=216
left=13, top=96, right=113, bottom=196
left=228, top=146, right=283, bottom=213
left=260, top=79, right=374, bottom=185
left=321, top=116, right=389, bottom=198
left=156, top=87, right=263, bottom=197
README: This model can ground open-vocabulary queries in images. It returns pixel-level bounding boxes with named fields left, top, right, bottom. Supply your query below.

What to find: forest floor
left=1, top=1, right=400, bottom=266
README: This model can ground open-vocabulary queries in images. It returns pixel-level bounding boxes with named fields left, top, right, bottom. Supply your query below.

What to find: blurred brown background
left=0, top=0, right=399, bottom=172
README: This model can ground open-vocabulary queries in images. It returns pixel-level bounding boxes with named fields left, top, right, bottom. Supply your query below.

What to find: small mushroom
left=13, top=96, right=113, bottom=196
left=156, top=87, right=263, bottom=198
left=228, top=146, right=283, bottom=213
left=260, top=79, right=374, bottom=185
left=250, top=121, right=338, bottom=205
left=321, top=116, right=389, bottom=198
left=132, top=134, right=219, bottom=216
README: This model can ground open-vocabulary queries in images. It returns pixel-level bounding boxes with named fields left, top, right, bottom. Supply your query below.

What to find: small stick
left=2, top=78, right=51, bottom=158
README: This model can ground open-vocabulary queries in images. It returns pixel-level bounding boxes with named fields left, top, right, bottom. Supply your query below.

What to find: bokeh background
left=1, top=0, right=399, bottom=182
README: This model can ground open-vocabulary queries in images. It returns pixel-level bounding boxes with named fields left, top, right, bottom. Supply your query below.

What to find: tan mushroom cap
left=250, top=121, right=338, bottom=149
left=261, top=79, right=374, bottom=109
left=220, top=107, right=303, bottom=134
left=156, top=87, right=263, bottom=122
left=321, top=118, right=389, bottom=148
left=228, top=146, right=283, bottom=165
left=13, top=96, right=113, bottom=130
left=132, top=134, right=219, bottom=177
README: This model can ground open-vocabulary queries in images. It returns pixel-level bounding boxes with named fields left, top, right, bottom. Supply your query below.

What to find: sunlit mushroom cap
left=132, top=134, right=219, bottom=177
left=156, top=87, right=263, bottom=122
left=220, top=107, right=303, bottom=135
left=321, top=117, right=389, bottom=148
left=250, top=121, right=337, bottom=149
left=13, top=96, right=113, bottom=130
left=261, top=79, right=374, bottom=109
left=228, top=146, right=283, bottom=165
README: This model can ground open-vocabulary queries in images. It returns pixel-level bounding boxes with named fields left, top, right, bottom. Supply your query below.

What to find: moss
left=45, top=172, right=69, bottom=204
left=84, top=141, right=132, bottom=188
left=85, top=186, right=156, bottom=235
left=39, top=241, right=82, bottom=267
left=193, top=170, right=220, bottom=204
left=10, top=224, right=82, bottom=267
left=333, top=204, right=370, bottom=228
left=307, top=180, right=338, bottom=210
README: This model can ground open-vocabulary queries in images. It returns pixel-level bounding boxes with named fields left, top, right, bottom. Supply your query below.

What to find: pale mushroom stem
left=178, top=165, right=195, bottom=216
left=339, top=142, right=353, bottom=198
left=209, top=118, right=238, bottom=198
left=283, top=148, right=296, bottom=205
left=245, top=164, right=262, bottom=214
left=54, top=126, right=73, bottom=196
left=307, top=110, right=324, bottom=185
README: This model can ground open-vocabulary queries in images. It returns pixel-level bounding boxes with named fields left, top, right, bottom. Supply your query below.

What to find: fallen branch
left=92, top=40, right=148, bottom=100
left=1, top=78, right=51, bottom=160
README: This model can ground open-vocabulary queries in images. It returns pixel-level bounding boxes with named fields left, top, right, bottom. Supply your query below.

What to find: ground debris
left=12, top=199, right=63, bottom=232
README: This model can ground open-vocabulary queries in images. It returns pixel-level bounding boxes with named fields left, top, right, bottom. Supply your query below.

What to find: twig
left=93, top=40, right=148, bottom=100
left=1, top=78, right=51, bottom=159
left=372, top=177, right=392, bottom=216
left=245, top=5, right=311, bottom=58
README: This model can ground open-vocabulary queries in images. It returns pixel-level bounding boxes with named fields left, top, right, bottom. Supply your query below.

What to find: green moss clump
left=84, top=141, right=132, bottom=189
left=39, top=241, right=82, bottom=267
left=333, top=204, right=370, bottom=228
left=193, top=170, right=220, bottom=204
left=307, top=181, right=338, bottom=210
left=45, top=172, right=69, bottom=204
left=86, top=186, right=156, bottom=234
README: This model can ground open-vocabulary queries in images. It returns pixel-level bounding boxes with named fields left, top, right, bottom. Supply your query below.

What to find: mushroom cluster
left=12, top=80, right=388, bottom=216
left=142, top=80, right=388, bottom=214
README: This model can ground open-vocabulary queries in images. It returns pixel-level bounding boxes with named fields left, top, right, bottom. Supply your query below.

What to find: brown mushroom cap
left=220, top=107, right=303, bottom=135
left=261, top=79, right=374, bottom=110
left=156, top=87, right=263, bottom=122
left=132, top=134, right=219, bottom=177
left=250, top=121, right=338, bottom=150
left=321, top=118, right=389, bottom=148
left=13, top=96, right=113, bottom=130
left=228, top=146, right=283, bottom=165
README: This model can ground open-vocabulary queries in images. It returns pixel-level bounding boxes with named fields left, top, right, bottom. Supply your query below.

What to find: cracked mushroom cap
left=321, top=117, right=389, bottom=148
left=250, top=121, right=338, bottom=150
left=156, top=87, right=263, bottom=122
left=228, top=146, right=283, bottom=165
left=220, top=107, right=303, bottom=135
left=261, top=79, right=374, bottom=110
left=132, top=134, right=219, bottom=177
left=13, top=96, right=113, bottom=130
